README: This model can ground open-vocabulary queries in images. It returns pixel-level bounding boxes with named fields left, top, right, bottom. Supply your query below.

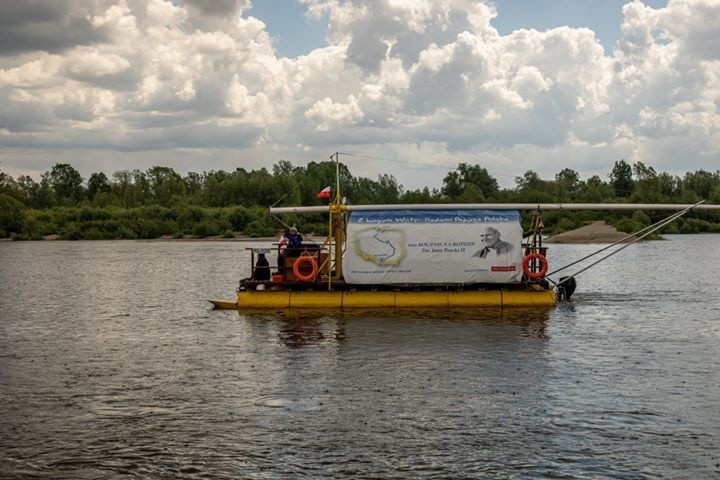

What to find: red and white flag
left=316, top=186, right=331, bottom=199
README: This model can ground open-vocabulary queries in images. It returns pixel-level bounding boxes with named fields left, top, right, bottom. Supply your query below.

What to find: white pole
left=335, top=152, right=340, bottom=201
left=270, top=203, right=720, bottom=214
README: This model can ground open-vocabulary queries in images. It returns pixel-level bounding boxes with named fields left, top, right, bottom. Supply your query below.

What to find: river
left=1, top=236, right=719, bottom=479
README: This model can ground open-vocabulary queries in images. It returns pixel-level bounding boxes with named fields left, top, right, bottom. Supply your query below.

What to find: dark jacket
left=255, top=254, right=270, bottom=280
left=286, top=233, right=303, bottom=249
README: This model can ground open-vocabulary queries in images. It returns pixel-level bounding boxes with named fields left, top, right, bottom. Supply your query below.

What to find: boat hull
left=208, top=299, right=238, bottom=309
left=237, top=288, right=556, bottom=309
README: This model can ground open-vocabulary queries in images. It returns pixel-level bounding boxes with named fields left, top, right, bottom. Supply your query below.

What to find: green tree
left=347, top=177, right=378, bottom=204
left=459, top=163, right=499, bottom=198
left=442, top=163, right=499, bottom=200
left=441, top=171, right=463, bottom=198
left=656, top=172, right=678, bottom=197
left=455, top=183, right=485, bottom=203
left=201, top=170, right=231, bottom=207
left=0, top=172, right=21, bottom=201
left=87, top=172, right=111, bottom=200
left=513, top=171, right=554, bottom=203
left=183, top=172, right=204, bottom=201
left=375, top=174, right=402, bottom=204
left=579, top=175, right=613, bottom=203
left=109, top=169, right=151, bottom=207
left=272, top=159, right=298, bottom=177
left=111, top=170, right=134, bottom=207
left=609, top=159, right=634, bottom=198
left=401, top=186, right=437, bottom=203
left=34, top=177, right=56, bottom=209
left=630, top=161, right=665, bottom=203
left=44, top=163, right=84, bottom=204
left=132, top=169, right=151, bottom=205
left=0, top=194, right=25, bottom=237
left=16, top=175, right=38, bottom=206
left=632, top=161, right=656, bottom=180
left=146, top=166, right=186, bottom=205
left=682, top=170, right=720, bottom=199
left=515, top=170, right=545, bottom=191
left=272, top=160, right=302, bottom=206
left=555, top=168, right=581, bottom=201
left=246, top=168, right=279, bottom=207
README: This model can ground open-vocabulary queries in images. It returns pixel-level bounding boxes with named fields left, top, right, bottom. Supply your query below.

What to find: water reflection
left=238, top=306, right=552, bottom=349
left=275, top=316, right=339, bottom=349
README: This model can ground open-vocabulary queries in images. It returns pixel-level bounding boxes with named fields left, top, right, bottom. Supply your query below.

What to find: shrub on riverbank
left=12, top=204, right=306, bottom=240
left=0, top=194, right=26, bottom=238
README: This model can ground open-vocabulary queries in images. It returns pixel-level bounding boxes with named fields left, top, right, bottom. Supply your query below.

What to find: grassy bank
left=3, top=204, right=330, bottom=241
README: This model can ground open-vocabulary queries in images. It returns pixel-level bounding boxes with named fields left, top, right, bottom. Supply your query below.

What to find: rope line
left=553, top=200, right=705, bottom=286
left=547, top=201, right=703, bottom=277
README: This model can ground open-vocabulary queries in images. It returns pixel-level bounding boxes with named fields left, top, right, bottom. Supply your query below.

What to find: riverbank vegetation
left=1, top=160, right=719, bottom=240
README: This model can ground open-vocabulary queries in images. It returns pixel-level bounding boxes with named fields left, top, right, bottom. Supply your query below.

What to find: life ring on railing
left=293, top=255, right=318, bottom=282
left=522, top=253, right=548, bottom=280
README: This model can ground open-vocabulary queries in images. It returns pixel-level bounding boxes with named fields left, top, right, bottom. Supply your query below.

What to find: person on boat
left=254, top=252, right=270, bottom=281
left=284, top=226, right=303, bottom=256
left=473, top=226, right=513, bottom=258
left=277, top=226, right=304, bottom=274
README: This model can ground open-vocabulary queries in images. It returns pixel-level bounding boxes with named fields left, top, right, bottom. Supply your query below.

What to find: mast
left=334, top=152, right=341, bottom=205
left=327, top=152, right=346, bottom=286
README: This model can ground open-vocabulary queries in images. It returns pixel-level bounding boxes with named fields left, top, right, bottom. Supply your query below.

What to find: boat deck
left=237, top=281, right=556, bottom=309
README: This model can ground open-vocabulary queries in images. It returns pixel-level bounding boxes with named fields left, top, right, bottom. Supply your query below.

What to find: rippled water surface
left=1, top=236, right=719, bottom=479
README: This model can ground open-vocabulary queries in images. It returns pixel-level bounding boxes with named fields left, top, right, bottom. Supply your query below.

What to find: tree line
left=1, top=159, right=719, bottom=240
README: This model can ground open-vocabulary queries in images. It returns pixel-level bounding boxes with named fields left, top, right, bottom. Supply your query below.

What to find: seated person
left=277, top=226, right=303, bottom=274
left=284, top=226, right=303, bottom=257
left=254, top=252, right=270, bottom=281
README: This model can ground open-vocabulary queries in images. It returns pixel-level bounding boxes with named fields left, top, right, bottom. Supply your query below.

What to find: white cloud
left=305, top=94, right=363, bottom=131
left=0, top=0, right=718, bottom=190
left=66, top=49, right=131, bottom=78
left=0, top=55, right=64, bottom=88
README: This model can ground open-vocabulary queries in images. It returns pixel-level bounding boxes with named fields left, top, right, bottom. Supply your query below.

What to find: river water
left=1, top=236, right=719, bottom=479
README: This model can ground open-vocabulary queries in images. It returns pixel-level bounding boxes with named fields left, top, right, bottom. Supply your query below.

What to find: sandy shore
left=544, top=221, right=633, bottom=244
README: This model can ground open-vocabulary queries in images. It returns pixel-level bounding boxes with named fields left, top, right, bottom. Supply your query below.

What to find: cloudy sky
left=0, top=0, right=718, bottom=189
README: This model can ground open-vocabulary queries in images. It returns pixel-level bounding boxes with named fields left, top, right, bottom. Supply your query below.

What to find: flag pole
left=329, top=152, right=344, bottom=284
left=334, top=152, right=341, bottom=203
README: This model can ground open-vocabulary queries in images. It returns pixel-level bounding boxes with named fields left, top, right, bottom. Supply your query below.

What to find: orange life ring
left=293, top=255, right=318, bottom=282
left=522, top=253, right=548, bottom=280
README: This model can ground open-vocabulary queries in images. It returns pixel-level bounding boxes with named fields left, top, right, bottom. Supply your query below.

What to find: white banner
left=344, top=210, right=524, bottom=284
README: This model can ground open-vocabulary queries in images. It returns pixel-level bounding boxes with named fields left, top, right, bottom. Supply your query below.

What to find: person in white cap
left=277, top=226, right=303, bottom=274
left=286, top=226, right=303, bottom=250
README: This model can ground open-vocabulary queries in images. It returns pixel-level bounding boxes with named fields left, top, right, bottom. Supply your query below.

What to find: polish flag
left=316, top=186, right=331, bottom=199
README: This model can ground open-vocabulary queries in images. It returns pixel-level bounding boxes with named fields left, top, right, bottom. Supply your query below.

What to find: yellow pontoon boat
left=211, top=156, right=717, bottom=311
